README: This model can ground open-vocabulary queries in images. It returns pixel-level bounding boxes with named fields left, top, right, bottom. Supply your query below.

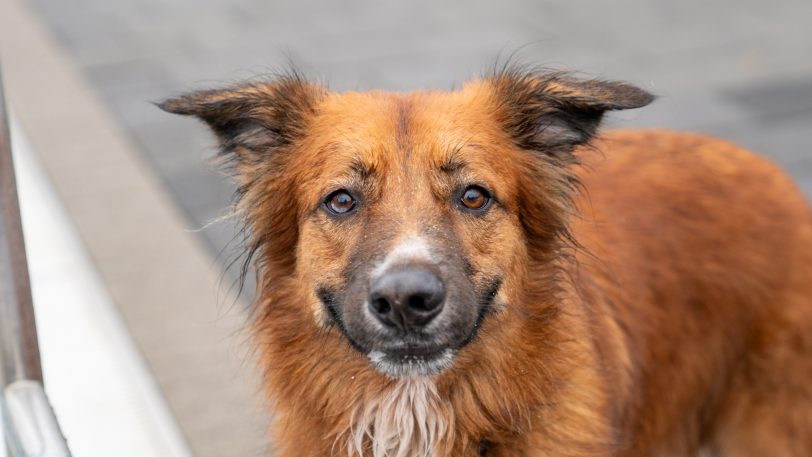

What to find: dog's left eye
left=324, top=190, right=357, bottom=215
left=459, top=185, right=492, bottom=212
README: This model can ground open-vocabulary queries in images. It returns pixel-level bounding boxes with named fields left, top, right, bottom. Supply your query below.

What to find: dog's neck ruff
left=343, top=377, right=452, bottom=457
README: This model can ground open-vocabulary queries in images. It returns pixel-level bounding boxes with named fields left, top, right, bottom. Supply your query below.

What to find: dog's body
left=162, top=70, right=812, bottom=456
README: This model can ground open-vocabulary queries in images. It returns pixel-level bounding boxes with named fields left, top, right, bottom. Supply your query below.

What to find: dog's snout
left=368, top=267, right=445, bottom=331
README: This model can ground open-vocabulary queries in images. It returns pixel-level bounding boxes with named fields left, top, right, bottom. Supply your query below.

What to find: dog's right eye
left=458, top=185, right=492, bottom=213
left=323, top=190, right=357, bottom=216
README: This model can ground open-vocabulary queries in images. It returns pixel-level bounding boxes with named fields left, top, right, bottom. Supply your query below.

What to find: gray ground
left=29, top=0, right=812, bottom=290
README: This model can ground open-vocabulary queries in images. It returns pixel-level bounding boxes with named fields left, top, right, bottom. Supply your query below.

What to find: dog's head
left=160, top=69, right=652, bottom=378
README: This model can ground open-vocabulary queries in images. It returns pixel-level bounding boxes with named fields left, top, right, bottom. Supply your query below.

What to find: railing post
left=0, top=66, right=42, bottom=391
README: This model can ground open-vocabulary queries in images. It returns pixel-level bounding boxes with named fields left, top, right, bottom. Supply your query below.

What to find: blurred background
left=0, top=0, right=809, bottom=456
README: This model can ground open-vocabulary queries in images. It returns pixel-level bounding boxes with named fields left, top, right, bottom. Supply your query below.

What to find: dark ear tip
left=155, top=97, right=195, bottom=115
left=604, top=82, right=657, bottom=110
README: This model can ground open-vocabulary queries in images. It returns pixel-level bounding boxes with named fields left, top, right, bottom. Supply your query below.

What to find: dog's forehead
left=308, top=85, right=504, bottom=173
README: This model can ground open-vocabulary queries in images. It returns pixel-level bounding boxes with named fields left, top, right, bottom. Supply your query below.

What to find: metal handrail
left=0, top=66, right=71, bottom=457
left=0, top=66, right=41, bottom=391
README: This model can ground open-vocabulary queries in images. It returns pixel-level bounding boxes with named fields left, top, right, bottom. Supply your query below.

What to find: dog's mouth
left=318, top=279, right=500, bottom=378
left=324, top=306, right=465, bottom=377
left=367, top=346, right=457, bottom=377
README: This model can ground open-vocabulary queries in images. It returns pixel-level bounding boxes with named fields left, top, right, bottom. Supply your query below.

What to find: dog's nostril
left=408, top=294, right=428, bottom=312
left=372, top=297, right=391, bottom=314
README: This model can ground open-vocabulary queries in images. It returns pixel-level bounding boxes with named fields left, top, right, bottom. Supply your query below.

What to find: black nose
left=368, top=267, right=445, bottom=331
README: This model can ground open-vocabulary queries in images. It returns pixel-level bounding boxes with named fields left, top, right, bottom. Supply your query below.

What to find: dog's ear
left=489, top=70, right=654, bottom=154
left=158, top=76, right=325, bottom=163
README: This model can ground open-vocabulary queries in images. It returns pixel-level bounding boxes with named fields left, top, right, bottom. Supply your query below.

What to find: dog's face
left=296, top=90, right=526, bottom=377
left=161, top=70, right=652, bottom=378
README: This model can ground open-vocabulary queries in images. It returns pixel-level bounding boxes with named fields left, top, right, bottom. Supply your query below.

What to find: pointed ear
left=158, top=75, right=325, bottom=162
left=489, top=70, right=654, bottom=154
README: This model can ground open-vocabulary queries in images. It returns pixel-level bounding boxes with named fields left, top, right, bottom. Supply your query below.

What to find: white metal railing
left=0, top=66, right=72, bottom=457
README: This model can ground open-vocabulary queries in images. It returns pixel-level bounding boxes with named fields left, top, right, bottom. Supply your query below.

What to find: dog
left=160, top=67, right=812, bottom=456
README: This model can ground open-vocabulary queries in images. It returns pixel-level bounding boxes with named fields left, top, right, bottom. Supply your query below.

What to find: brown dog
left=160, top=68, right=812, bottom=456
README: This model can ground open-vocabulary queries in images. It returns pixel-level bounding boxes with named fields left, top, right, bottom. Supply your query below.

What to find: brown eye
left=324, top=190, right=357, bottom=215
left=459, top=185, right=492, bottom=212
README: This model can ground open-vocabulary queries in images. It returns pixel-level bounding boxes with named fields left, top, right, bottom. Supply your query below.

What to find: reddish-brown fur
left=161, top=70, right=812, bottom=456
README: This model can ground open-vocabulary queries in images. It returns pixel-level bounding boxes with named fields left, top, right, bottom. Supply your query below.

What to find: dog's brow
left=349, top=157, right=376, bottom=180
left=439, top=158, right=466, bottom=174
left=439, top=141, right=482, bottom=174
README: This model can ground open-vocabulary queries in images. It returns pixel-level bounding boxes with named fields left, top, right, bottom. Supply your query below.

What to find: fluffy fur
left=344, top=377, right=451, bottom=457
left=160, top=68, right=812, bottom=456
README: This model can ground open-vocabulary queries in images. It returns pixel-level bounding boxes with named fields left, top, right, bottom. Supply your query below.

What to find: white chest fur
left=344, top=377, right=451, bottom=457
